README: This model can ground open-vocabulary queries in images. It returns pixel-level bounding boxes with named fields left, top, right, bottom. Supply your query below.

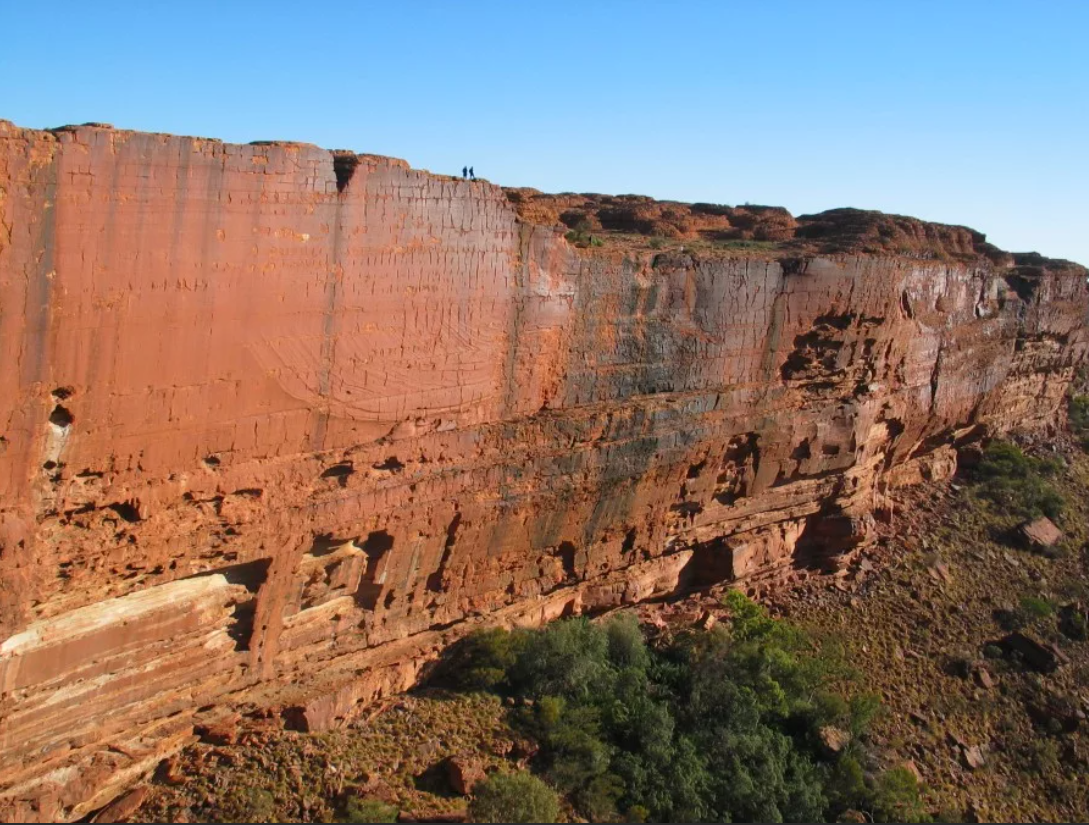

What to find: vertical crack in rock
left=355, top=530, right=394, bottom=610
left=426, top=512, right=462, bottom=593
left=332, top=152, right=360, bottom=194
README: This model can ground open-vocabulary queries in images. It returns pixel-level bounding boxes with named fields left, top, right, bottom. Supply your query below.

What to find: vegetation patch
left=339, top=797, right=399, bottom=823
left=468, top=771, right=561, bottom=823
left=1068, top=393, right=1089, bottom=450
left=970, top=440, right=1064, bottom=520
left=440, top=592, right=922, bottom=822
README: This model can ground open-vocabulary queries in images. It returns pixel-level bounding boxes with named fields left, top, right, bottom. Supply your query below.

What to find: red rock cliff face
left=0, top=121, right=1086, bottom=820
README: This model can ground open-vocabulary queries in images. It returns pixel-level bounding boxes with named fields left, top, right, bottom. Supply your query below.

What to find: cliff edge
left=0, top=120, right=1086, bottom=821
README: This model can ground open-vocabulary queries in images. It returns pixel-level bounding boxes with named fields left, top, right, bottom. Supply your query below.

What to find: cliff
left=0, top=120, right=1085, bottom=821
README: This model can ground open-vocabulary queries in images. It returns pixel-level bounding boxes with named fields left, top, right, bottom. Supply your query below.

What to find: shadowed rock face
left=0, top=120, right=1086, bottom=821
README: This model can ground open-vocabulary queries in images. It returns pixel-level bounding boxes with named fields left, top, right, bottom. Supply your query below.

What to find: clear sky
left=3, top=1, right=1086, bottom=264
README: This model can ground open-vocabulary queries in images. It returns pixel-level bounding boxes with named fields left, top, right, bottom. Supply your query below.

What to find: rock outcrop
left=0, top=120, right=1086, bottom=821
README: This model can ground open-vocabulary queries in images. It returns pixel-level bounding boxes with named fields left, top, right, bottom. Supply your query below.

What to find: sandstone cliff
left=0, top=120, right=1085, bottom=821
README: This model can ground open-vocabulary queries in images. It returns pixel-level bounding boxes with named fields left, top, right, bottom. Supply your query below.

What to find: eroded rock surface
left=0, top=120, right=1086, bottom=821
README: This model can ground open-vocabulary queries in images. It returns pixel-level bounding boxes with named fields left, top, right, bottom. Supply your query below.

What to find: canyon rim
left=0, top=120, right=1086, bottom=821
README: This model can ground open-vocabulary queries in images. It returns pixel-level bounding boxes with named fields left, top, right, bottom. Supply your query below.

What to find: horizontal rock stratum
left=0, top=120, right=1086, bottom=821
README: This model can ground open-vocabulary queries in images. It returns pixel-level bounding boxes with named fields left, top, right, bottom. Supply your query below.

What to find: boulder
left=1018, top=517, right=1062, bottom=550
left=1026, top=691, right=1084, bottom=733
left=90, top=786, right=148, bottom=823
left=974, top=666, right=995, bottom=690
left=962, top=744, right=986, bottom=770
left=998, top=632, right=1069, bottom=673
left=818, top=726, right=851, bottom=756
left=444, top=755, right=486, bottom=796
left=158, top=756, right=187, bottom=786
left=195, top=713, right=241, bottom=746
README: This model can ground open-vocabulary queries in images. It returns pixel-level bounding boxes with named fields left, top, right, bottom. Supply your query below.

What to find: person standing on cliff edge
left=462, top=166, right=467, bottom=178
left=469, top=166, right=475, bottom=180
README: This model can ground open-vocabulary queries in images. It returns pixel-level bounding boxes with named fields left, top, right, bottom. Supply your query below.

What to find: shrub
left=340, top=797, right=399, bottom=823
left=560, top=211, right=592, bottom=232
left=564, top=228, right=604, bottom=248
left=439, top=627, right=527, bottom=691
left=971, top=441, right=1064, bottom=519
left=1059, top=606, right=1088, bottom=641
left=468, top=772, right=561, bottom=823
left=216, top=786, right=276, bottom=823
left=1068, top=394, right=1089, bottom=449
left=869, top=767, right=930, bottom=823
left=1018, top=595, right=1055, bottom=621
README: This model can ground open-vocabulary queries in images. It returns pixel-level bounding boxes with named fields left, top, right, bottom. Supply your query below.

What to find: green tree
left=869, top=767, right=930, bottom=823
left=443, top=596, right=910, bottom=823
left=468, top=772, right=561, bottom=824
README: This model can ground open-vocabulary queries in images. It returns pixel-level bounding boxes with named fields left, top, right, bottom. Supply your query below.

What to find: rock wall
left=0, top=121, right=1086, bottom=820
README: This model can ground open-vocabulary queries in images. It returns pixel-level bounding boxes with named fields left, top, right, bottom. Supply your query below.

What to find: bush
left=869, top=767, right=929, bottom=823
left=1018, top=595, right=1055, bottom=621
left=971, top=441, right=1064, bottom=519
left=216, top=786, right=276, bottom=823
left=468, top=772, right=561, bottom=823
left=340, top=797, right=399, bottom=823
left=1059, top=605, right=1088, bottom=641
left=1068, top=394, right=1089, bottom=449
left=444, top=596, right=902, bottom=823
left=439, top=627, right=527, bottom=691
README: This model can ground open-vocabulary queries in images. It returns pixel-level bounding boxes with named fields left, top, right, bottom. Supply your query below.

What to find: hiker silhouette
left=469, top=166, right=475, bottom=180
left=462, top=166, right=467, bottom=178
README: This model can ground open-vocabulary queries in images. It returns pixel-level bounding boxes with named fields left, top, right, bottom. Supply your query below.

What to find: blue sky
left=4, top=1, right=1086, bottom=264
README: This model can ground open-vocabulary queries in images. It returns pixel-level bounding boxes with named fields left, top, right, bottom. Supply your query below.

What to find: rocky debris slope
left=775, top=445, right=1089, bottom=823
left=0, top=120, right=1086, bottom=821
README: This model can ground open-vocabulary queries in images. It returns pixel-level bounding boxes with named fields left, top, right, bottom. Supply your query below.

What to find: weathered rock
left=974, top=666, right=995, bottom=690
left=88, top=786, right=148, bottom=823
left=1026, top=691, right=1084, bottom=733
left=158, top=757, right=187, bottom=787
left=443, top=755, right=486, bottom=796
left=818, top=726, right=851, bottom=756
left=1018, top=517, right=1062, bottom=550
left=998, top=632, right=1070, bottom=673
left=947, top=730, right=971, bottom=750
left=194, top=713, right=241, bottom=746
left=928, top=562, right=952, bottom=584
left=963, top=744, right=987, bottom=770
left=0, top=120, right=1086, bottom=821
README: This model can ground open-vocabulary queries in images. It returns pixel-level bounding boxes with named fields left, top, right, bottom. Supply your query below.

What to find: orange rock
left=1019, top=516, right=1062, bottom=549
left=89, top=786, right=148, bottom=823
left=902, top=760, right=923, bottom=784
left=444, top=755, right=486, bottom=796
left=0, top=119, right=1086, bottom=820
left=818, top=726, right=851, bottom=756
